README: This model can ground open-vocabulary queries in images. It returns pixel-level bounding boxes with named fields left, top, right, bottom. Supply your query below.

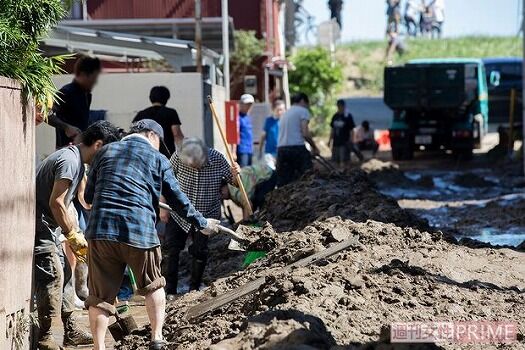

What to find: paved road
left=343, top=97, right=392, bottom=130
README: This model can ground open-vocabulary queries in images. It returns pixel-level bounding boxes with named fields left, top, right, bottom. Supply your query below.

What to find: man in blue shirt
left=236, top=94, right=255, bottom=167
left=84, top=120, right=219, bottom=350
left=259, top=99, right=285, bottom=159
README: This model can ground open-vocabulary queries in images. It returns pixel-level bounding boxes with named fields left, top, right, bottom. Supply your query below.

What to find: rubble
left=118, top=169, right=525, bottom=350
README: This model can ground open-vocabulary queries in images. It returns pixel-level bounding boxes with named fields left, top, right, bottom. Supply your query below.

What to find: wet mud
left=117, top=165, right=525, bottom=350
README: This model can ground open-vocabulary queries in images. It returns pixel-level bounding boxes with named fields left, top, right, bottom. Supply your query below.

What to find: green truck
left=384, top=58, right=489, bottom=160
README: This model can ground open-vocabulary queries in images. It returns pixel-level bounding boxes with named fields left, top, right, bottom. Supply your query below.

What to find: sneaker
left=150, top=339, right=167, bottom=350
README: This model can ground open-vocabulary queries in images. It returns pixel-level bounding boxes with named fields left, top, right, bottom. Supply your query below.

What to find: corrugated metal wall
left=0, top=77, right=35, bottom=350
left=88, top=0, right=221, bottom=19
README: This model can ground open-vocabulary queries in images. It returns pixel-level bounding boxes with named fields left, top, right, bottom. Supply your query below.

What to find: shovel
left=313, top=154, right=342, bottom=175
left=159, top=202, right=250, bottom=251
left=108, top=298, right=138, bottom=342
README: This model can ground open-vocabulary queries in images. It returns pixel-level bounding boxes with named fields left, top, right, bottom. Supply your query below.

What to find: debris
left=117, top=169, right=525, bottom=350
left=453, top=172, right=497, bottom=188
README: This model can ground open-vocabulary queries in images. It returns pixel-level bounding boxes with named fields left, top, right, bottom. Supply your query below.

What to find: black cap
left=131, top=119, right=164, bottom=139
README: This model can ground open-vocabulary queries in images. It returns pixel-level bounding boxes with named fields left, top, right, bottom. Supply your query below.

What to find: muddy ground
left=117, top=161, right=525, bottom=350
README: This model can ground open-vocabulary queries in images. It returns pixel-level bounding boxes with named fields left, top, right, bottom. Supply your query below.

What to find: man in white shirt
left=276, top=93, right=320, bottom=186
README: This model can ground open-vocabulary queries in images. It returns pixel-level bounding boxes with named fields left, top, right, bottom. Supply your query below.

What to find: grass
left=336, top=36, right=523, bottom=96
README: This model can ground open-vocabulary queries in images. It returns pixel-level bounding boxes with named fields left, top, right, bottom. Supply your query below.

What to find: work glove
left=65, top=229, right=88, bottom=263
left=201, top=219, right=220, bottom=236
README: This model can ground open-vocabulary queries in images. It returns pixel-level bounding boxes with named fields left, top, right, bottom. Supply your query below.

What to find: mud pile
left=118, top=169, right=525, bottom=350
left=360, top=159, right=434, bottom=188
left=260, top=168, right=428, bottom=232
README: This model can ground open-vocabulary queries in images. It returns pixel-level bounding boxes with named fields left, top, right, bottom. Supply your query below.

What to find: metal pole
left=195, top=0, right=203, bottom=73
left=222, top=0, right=230, bottom=99
left=522, top=0, right=525, bottom=174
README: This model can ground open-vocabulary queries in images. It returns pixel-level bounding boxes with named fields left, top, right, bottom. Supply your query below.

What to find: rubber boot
left=189, top=258, right=206, bottom=291
left=37, top=316, right=62, bottom=350
left=62, top=312, right=93, bottom=346
left=164, top=249, right=181, bottom=295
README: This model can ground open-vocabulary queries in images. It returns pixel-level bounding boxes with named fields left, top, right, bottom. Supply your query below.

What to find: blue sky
left=300, top=0, right=522, bottom=42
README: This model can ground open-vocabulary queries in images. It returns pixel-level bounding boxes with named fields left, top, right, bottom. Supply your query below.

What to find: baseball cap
left=240, top=94, right=255, bottom=104
left=131, top=119, right=164, bottom=139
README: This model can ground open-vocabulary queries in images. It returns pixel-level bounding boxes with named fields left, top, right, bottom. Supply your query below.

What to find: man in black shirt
left=48, top=56, right=102, bottom=149
left=133, top=86, right=184, bottom=158
left=329, top=99, right=363, bottom=167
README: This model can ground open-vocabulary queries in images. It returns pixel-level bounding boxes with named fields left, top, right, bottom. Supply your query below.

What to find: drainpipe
left=222, top=0, right=230, bottom=99
left=195, top=0, right=203, bottom=73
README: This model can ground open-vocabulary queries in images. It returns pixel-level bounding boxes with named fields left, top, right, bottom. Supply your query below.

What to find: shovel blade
left=109, top=316, right=138, bottom=342
left=228, top=239, right=246, bottom=251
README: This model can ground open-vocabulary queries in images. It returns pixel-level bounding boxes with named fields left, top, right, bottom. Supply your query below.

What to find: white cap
left=240, top=94, right=255, bottom=104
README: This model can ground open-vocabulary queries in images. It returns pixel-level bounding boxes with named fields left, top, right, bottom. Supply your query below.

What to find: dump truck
left=384, top=59, right=489, bottom=160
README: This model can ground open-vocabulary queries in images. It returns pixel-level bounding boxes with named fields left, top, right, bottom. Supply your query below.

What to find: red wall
left=88, top=0, right=263, bottom=36
left=88, top=0, right=221, bottom=19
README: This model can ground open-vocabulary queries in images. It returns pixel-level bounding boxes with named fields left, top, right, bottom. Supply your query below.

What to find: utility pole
left=222, top=0, right=230, bottom=99
left=195, top=0, right=203, bottom=73
left=522, top=0, right=525, bottom=174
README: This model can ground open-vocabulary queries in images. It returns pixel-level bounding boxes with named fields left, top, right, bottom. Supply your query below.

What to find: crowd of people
left=33, top=54, right=337, bottom=349
left=387, top=0, right=445, bottom=38
left=385, top=0, right=445, bottom=64
left=33, top=51, right=382, bottom=349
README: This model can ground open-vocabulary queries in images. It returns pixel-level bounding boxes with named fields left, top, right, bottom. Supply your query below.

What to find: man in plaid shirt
left=161, top=137, right=240, bottom=295
left=84, top=120, right=219, bottom=350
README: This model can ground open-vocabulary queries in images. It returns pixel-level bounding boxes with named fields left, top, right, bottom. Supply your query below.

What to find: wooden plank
left=184, top=236, right=361, bottom=320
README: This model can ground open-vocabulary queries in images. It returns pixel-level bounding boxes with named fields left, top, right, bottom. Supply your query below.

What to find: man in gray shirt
left=276, top=92, right=320, bottom=186
left=35, top=121, right=121, bottom=350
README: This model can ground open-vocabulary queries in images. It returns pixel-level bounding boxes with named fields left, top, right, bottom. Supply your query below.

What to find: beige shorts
left=85, top=240, right=165, bottom=315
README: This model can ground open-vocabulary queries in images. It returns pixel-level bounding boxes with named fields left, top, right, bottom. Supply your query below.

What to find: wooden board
left=184, top=236, right=361, bottom=320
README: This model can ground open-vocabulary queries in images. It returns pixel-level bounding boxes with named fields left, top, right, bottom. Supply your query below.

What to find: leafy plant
left=289, top=47, right=343, bottom=135
left=230, top=30, right=265, bottom=85
left=0, top=0, right=69, bottom=114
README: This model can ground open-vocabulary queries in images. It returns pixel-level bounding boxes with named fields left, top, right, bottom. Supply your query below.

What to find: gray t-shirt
left=277, top=105, right=311, bottom=147
left=35, top=146, right=84, bottom=254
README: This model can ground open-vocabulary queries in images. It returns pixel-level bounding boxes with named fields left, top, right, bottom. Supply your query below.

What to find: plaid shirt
left=85, top=135, right=207, bottom=249
left=170, top=148, right=233, bottom=232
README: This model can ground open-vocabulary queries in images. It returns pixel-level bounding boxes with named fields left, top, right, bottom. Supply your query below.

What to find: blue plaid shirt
left=84, top=135, right=207, bottom=249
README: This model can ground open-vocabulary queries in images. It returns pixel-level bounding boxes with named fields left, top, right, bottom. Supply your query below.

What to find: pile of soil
left=118, top=170, right=525, bottom=350
left=448, top=197, right=525, bottom=230
left=360, top=159, right=434, bottom=188
left=259, top=168, right=428, bottom=232
left=453, top=173, right=497, bottom=188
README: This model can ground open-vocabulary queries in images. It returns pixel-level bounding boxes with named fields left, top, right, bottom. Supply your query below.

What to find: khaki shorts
left=85, top=240, right=165, bottom=315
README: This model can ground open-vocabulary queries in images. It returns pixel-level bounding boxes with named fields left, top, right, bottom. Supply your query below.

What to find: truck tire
left=392, top=145, right=413, bottom=161
left=453, top=148, right=473, bottom=161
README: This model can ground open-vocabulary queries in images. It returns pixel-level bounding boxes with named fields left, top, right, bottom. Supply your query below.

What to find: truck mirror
left=489, top=71, right=501, bottom=87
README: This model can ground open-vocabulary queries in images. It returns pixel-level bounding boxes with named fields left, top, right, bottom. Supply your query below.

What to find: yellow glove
left=66, top=229, right=88, bottom=263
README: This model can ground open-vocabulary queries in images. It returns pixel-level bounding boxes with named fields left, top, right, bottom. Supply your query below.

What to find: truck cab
left=483, top=57, right=522, bottom=125
left=385, top=58, right=489, bottom=160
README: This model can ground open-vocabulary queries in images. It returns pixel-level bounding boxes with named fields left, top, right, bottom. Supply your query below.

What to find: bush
left=0, top=0, right=68, bottom=114
left=289, top=48, right=343, bottom=135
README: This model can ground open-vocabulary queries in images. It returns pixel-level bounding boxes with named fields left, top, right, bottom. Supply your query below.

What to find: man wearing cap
left=236, top=94, right=255, bottom=167
left=84, top=119, right=219, bottom=350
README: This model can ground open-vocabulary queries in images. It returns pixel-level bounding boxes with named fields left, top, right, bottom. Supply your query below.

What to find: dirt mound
left=117, top=169, right=525, bottom=350
left=360, top=159, right=434, bottom=188
left=259, top=169, right=428, bottom=232
left=118, top=218, right=525, bottom=350
left=449, top=197, right=525, bottom=230
left=453, top=173, right=497, bottom=188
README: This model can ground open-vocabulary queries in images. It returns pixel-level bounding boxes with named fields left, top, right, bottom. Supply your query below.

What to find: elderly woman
left=161, top=138, right=240, bottom=295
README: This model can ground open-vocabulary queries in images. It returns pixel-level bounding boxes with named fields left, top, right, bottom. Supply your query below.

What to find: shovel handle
left=207, top=96, right=253, bottom=216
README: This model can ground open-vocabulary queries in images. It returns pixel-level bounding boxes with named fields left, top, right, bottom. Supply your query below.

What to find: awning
left=59, top=17, right=235, bottom=52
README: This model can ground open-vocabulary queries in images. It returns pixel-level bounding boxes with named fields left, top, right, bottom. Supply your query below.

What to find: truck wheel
left=453, top=148, right=473, bottom=161
left=392, top=145, right=413, bottom=161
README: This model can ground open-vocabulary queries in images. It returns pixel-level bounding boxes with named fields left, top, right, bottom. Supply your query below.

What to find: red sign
left=225, top=101, right=239, bottom=145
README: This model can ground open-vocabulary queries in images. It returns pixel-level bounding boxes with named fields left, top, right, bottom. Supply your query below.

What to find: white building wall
left=36, top=72, right=208, bottom=162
